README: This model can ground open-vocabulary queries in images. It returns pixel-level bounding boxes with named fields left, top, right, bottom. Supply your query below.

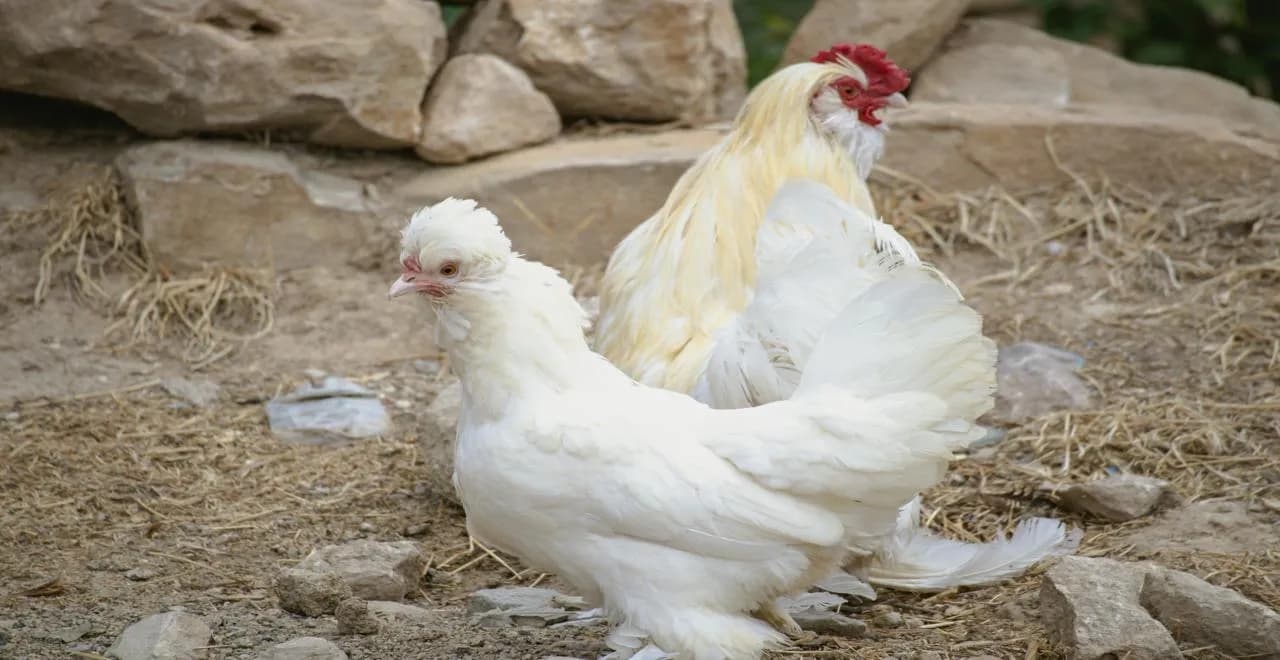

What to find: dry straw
left=12, top=168, right=276, bottom=367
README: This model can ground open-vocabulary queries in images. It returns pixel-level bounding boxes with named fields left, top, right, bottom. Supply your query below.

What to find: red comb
left=811, top=43, right=910, bottom=95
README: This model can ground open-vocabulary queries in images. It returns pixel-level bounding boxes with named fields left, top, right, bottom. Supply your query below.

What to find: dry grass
left=869, top=170, right=1280, bottom=618
left=11, top=168, right=277, bottom=367
left=6, top=169, right=150, bottom=305
left=108, top=268, right=276, bottom=368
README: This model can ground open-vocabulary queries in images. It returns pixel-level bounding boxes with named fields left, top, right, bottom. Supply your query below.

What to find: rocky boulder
left=452, top=0, right=746, bottom=121
left=388, top=128, right=725, bottom=267
left=882, top=102, right=1280, bottom=196
left=1040, top=557, right=1182, bottom=659
left=1042, top=557, right=1280, bottom=659
left=780, top=0, right=968, bottom=71
left=0, top=0, right=447, bottom=148
left=912, top=19, right=1280, bottom=139
left=115, top=140, right=380, bottom=271
left=417, top=54, right=561, bottom=164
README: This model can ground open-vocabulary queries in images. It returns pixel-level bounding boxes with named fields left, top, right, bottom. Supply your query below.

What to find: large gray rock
left=912, top=19, right=1280, bottom=139
left=1040, top=557, right=1182, bottom=660
left=0, top=0, right=447, bottom=148
left=389, top=128, right=724, bottom=268
left=106, top=612, right=212, bottom=660
left=116, top=141, right=379, bottom=271
left=1057, top=474, right=1175, bottom=522
left=991, top=342, right=1093, bottom=424
left=883, top=102, right=1280, bottom=197
left=1140, top=568, right=1280, bottom=658
left=417, top=54, right=561, bottom=164
left=256, top=637, right=349, bottom=660
left=452, top=0, right=746, bottom=121
left=780, top=0, right=968, bottom=71
left=266, top=377, right=391, bottom=446
left=295, top=540, right=426, bottom=602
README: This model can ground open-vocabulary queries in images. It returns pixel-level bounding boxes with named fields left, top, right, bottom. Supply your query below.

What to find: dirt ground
left=1, top=104, right=1277, bottom=660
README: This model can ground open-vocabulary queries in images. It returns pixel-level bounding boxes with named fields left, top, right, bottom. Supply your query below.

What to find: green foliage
left=733, top=0, right=815, bottom=85
left=1023, top=0, right=1276, bottom=97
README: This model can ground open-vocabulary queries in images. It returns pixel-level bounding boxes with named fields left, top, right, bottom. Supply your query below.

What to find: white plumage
left=693, top=179, right=1079, bottom=596
left=389, top=198, right=1051, bottom=659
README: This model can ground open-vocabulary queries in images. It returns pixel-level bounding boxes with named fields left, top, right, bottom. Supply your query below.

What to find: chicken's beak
left=886, top=92, right=908, bottom=109
left=388, top=275, right=418, bottom=299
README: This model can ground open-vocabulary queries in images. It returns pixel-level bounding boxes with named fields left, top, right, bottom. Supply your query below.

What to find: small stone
left=107, top=612, right=212, bottom=660
left=1058, top=474, right=1176, bottom=522
left=274, top=568, right=353, bottom=617
left=358, top=522, right=375, bottom=533
left=1040, top=556, right=1181, bottom=659
left=366, top=601, right=436, bottom=627
left=469, top=587, right=565, bottom=614
left=256, top=636, right=349, bottom=660
left=1140, top=567, right=1280, bottom=658
left=125, top=567, right=159, bottom=582
left=47, top=622, right=94, bottom=643
left=912, top=652, right=944, bottom=660
left=991, top=342, right=1094, bottom=423
left=87, top=557, right=129, bottom=572
left=160, top=377, right=220, bottom=407
left=295, top=540, right=425, bottom=602
left=474, top=608, right=570, bottom=630
left=403, top=523, right=429, bottom=537
left=871, top=607, right=903, bottom=628
left=791, top=611, right=867, bottom=638
left=335, top=598, right=380, bottom=635
left=266, top=377, right=391, bottom=446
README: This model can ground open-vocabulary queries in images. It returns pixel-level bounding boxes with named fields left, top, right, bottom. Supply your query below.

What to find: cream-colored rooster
left=596, top=44, right=908, bottom=394
left=595, top=44, right=1078, bottom=601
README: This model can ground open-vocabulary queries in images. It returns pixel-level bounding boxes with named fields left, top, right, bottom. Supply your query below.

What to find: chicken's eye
left=439, top=263, right=459, bottom=277
left=838, top=84, right=860, bottom=98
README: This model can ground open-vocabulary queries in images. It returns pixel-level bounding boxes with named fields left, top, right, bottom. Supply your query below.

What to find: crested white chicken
left=595, top=43, right=1079, bottom=599
left=391, top=198, right=1002, bottom=659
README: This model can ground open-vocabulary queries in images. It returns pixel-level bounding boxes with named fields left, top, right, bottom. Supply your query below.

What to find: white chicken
left=390, top=197, right=1007, bottom=659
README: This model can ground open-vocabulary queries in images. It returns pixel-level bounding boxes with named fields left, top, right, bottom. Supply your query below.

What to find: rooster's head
left=810, top=44, right=910, bottom=128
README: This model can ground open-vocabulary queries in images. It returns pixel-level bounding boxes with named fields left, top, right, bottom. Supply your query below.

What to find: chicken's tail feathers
left=796, top=267, right=998, bottom=422
left=866, top=497, right=1082, bottom=592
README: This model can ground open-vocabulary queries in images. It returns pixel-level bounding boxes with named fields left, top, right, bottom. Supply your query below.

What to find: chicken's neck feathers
left=436, top=257, right=605, bottom=419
